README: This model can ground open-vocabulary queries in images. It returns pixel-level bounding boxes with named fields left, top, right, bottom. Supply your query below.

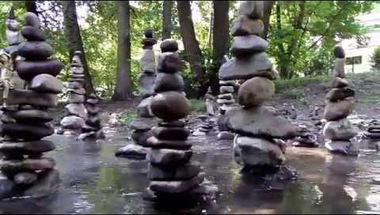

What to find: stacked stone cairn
left=79, top=93, right=104, bottom=140
left=217, top=80, right=237, bottom=141
left=58, top=51, right=87, bottom=134
left=115, top=30, right=157, bottom=159
left=0, top=12, right=62, bottom=198
left=144, top=39, right=217, bottom=203
left=220, top=1, right=298, bottom=174
left=364, top=120, right=380, bottom=144
left=322, top=46, right=359, bottom=156
left=138, top=29, right=157, bottom=99
left=4, top=7, right=23, bottom=56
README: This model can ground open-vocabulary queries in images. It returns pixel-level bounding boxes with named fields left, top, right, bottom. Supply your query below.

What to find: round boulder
left=238, top=77, right=275, bottom=108
left=151, top=92, right=190, bottom=121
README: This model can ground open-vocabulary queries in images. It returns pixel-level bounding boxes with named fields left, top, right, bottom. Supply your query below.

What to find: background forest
left=0, top=1, right=376, bottom=100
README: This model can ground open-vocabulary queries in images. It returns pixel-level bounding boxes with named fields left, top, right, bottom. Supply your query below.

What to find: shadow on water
left=0, top=132, right=380, bottom=214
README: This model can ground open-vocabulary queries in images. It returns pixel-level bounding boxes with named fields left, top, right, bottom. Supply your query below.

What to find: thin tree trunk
left=62, top=1, right=95, bottom=96
left=162, top=1, right=173, bottom=40
left=25, top=1, right=38, bottom=15
left=112, top=1, right=133, bottom=101
left=262, top=1, right=275, bottom=40
left=177, top=1, right=207, bottom=97
left=211, top=1, right=229, bottom=92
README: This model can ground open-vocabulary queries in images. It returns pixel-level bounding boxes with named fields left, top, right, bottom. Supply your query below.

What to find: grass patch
left=282, top=88, right=305, bottom=100
left=274, top=75, right=329, bottom=92
left=119, top=108, right=137, bottom=125
left=189, top=99, right=206, bottom=114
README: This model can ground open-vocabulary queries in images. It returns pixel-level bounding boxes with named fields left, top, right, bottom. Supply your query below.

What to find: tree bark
left=262, top=1, right=275, bottom=40
left=210, top=1, right=229, bottom=92
left=177, top=1, right=207, bottom=97
left=112, top=1, right=133, bottom=101
left=162, top=1, right=173, bottom=40
left=62, top=1, right=95, bottom=96
left=25, top=1, right=38, bottom=15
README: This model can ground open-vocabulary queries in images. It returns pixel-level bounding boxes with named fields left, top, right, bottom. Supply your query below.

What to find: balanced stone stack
left=217, top=80, right=237, bottom=140
left=79, top=94, right=104, bottom=140
left=364, top=121, right=380, bottom=140
left=58, top=51, right=87, bottom=134
left=115, top=31, right=158, bottom=159
left=220, top=1, right=298, bottom=173
left=4, top=7, right=23, bottom=56
left=192, top=115, right=214, bottom=136
left=144, top=39, right=217, bottom=202
left=138, top=29, right=157, bottom=99
left=322, top=46, right=359, bottom=156
left=0, top=12, right=62, bottom=198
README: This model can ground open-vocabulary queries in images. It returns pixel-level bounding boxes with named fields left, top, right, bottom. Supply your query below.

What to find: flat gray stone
left=60, top=115, right=85, bottom=129
left=0, top=158, right=55, bottom=173
left=18, top=41, right=54, bottom=60
left=29, top=74, right=63, bottom=94
left=146, top=136, right=192, bottom=150
left=148, top=149, right=193, bottom=166
left=138, top=72, right=156, bottom=98
left=0, top=140, right=55, bottom=154
left=234, top=136, right=285, bottom=167
left=130, top=117, right=156, bottom=130
left=219, top=53, right=276, bottom=81
left=15, top=59, right=63, bottom=81
left=140, top=49, right=156, bottom=73
left=231, top=15, right=264, bottom=36
left=149, top=172, right=205, bottom=193
left=226, top=106, right=298, bottom=139
left=11, top=109, right=52, bottom=123
left=65, top=103, right=87, bottom=119
left=115, top=144, right=149, bottom=160
left=220, top=86, right=234, bottom=94
left=2, top=123, right=54, bottom=140
left=2, top=89, right=58, bottom=107
left=231, top=35, right=268, bottom=56
left=68, top=93, right=85, bottom=103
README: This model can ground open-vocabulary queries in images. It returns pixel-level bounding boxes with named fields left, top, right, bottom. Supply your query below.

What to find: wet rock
left=160, top=39, right=178, bottom=53
left=139, top=49, right=156, bottom=73
left=231, top=15, right=264, bottom=36
left=219, top=54, right=275, bottom=81
left=148, top=149, right=193, bottom=166
left=323, top=118, right=358, bottom=140
left=23, top=169, right=60, bottom=198
left=68, top=93, right=85, bottom=103
left=14, top=172, right=37, bottom=185
left=238, top=77, right=274, bottom=107
left=65, top=103, right=87, bottom=119
left=15, top=59, right=63, bottom=81
left=324, top=97, right=355, bottom=121
left=325, top=88, right=355, bottom=102
left=231, top=35, right=268, bottom=56
left=218, top=93, right=233, bottom=100
left=156, top=52, right=181, bottom=73
left=2, top=123, right=54, bottom=140
left=152, top=127, right=190, bottom=141
left=115, top=144, right=149, bottom=160
left=138, top=72, right=156, bottom=98
left=11, top=109, right=52, bottom=123
left=331, top=77, right=349, bottom=88
left=226, top=106, right=299, bottom=139
left=21, top=26, right=45, bottom=41
left=130, top=117, right=156, bottom=130
left=60, top=116, right=85, bottom=129
left=0, top=140, right=55, bottom=154
left=325, top=140, right=359, bottom=156
left=239, top=1, right=264, bottom=19
left=234, top=136, right=285, bottom=167
left=148, top=162, right=201, bottom=181
left=151, top=92, right=190, bottom=121
left=3, top=89, right=58, bottom=107
left=217, top=131, right=235, bottom=140
left=154, top=73, right=184, bottom=93
left=159, top=120, right=185, bottom=128
left=18, top=41, right=54, bottom=60
left=220, top=86, right=234, bottom=94
left=0, top=158, right=55, bottom=172
left=29, top=74, right=63, bottom=94
left=146, top=136, right=192, bottom=150
left=149, top=172, right=205, bottom=193
left=24, top=12, right=40, bottom=28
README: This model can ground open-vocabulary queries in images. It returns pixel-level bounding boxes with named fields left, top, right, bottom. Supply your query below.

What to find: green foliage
left=274, top=75, right=329, bottom=92
left=371, top=46, right=380, bottom=70
left=189, top=99, right=205, bottom=114
left=268, top=1, right=374, bottom=79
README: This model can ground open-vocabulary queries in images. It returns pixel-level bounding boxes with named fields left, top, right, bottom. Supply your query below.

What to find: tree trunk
left=162, top=1, right=173, bottom=40
left=25, top=1, right=38, bottom=15
left=210, top=1, right=229, bottom=92
left=62, top=1, right=95, bottom=96
left=112, top=1, right=133, bottom=101
left=177, top=1, right=207, bottom=97
left=262, top=1, right=275, bottom=40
